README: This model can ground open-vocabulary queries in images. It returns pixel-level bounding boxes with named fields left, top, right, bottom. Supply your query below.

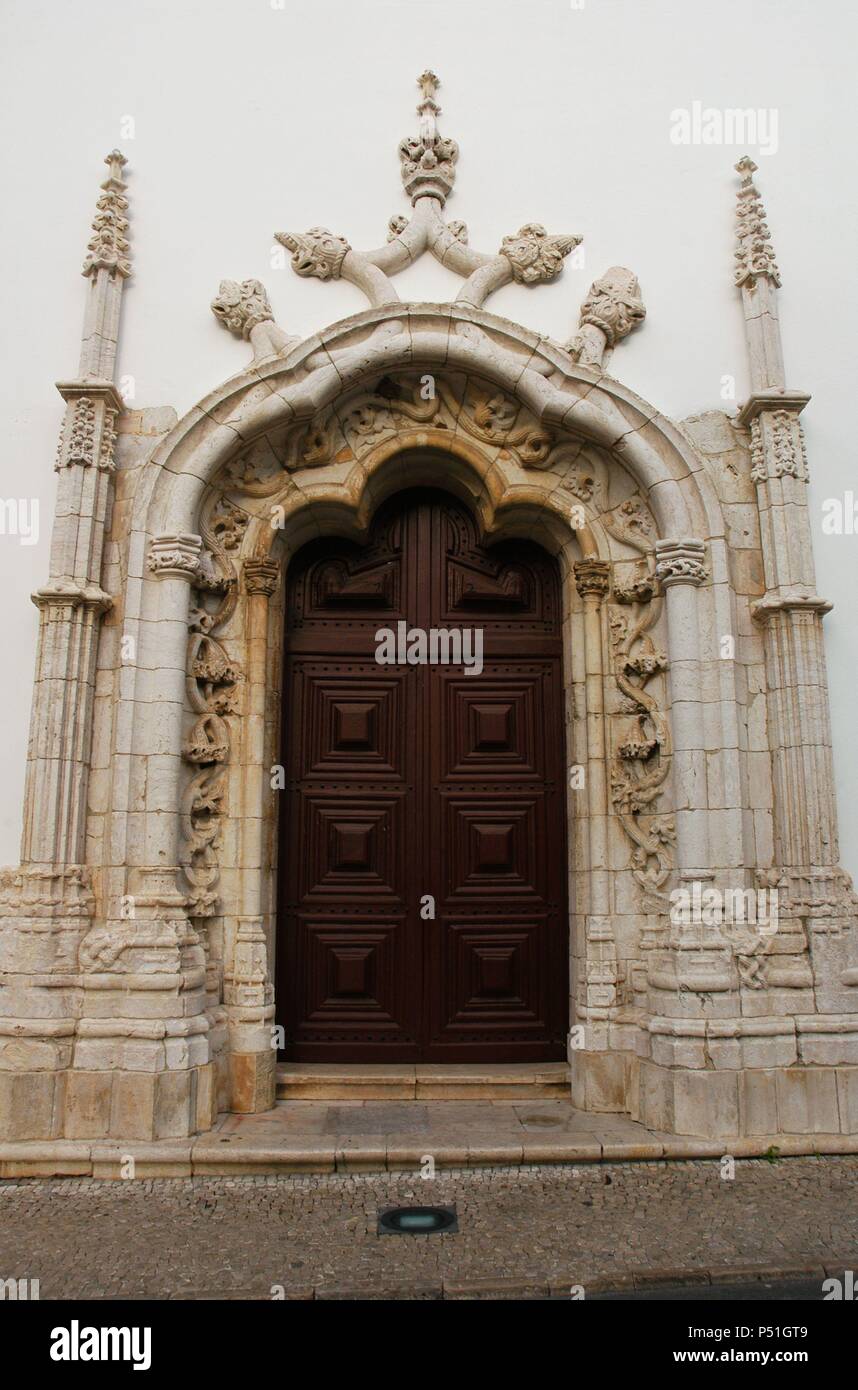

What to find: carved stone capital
left=748, top=410, right=810, bottom=485
left=751, top=592, right=833, bottom=623
left=147, top=533, right=203, bottom=581
left=655, top=538, right=708, bottom=588
left=244, top=559, right=280, bottom=597
left=53, top=384, right=122, bottom=473
left=275, top=228, right=350, bottom=282
left=31, top=580, right=112, bottom=614
left=499, top=223, right=581, bottom=285
left=574, top=557, right=611, bottom=599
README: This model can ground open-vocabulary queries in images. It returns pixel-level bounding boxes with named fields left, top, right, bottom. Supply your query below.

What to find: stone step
left=275, top=1062, right=570, bottom=1101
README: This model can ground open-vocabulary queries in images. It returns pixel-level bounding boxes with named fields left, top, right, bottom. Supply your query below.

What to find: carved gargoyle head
left=274, top=227, right=351, bottom=281
left=499, top=223, right=582, bottom=285
left=210, top=278, right=273, bottom=339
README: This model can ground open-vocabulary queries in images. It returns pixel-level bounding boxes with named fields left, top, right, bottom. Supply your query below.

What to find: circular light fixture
left=377, top=1205, right=458, bottom=1235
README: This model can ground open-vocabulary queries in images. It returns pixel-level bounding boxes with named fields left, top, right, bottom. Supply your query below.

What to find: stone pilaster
left=0, top=154, right=131, bottom=1140
left=649, top=538, right=737, bottom=1006
left=734, top=157, right=858, bottom=1018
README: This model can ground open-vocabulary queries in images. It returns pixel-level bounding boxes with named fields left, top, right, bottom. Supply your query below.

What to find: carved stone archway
left=3, top=81, right=857, bottom=1149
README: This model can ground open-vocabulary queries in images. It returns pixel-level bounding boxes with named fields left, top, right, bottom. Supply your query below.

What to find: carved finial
left=82, top=149, right=131, bottom=278
left=417, top=69, right=440, bottom=107
left=398, top=68, right=458, bottom=205
left=104, top=149, right=128, bottom=183
left=733, top=155, right=781, bottom=289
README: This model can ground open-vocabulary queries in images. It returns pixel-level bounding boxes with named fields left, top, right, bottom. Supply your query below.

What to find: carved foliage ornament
left=749, top=411, right=808, bottom=485
left=654, top=538, right=708, bottom=588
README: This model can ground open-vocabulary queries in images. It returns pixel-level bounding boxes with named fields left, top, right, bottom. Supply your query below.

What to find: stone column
left=734, top=157, right=858, bottom=1019
left=222, top=558, right=279, bottom=1113
left=654, top=540, right=711, bottom=881
left=572, top=558, right=617, bottom=1019
left=68, top=533, right=214, bottom=1141
left=570, top=557, right=628, bottom=1110
left=0, top=153, right=131, bottom=1141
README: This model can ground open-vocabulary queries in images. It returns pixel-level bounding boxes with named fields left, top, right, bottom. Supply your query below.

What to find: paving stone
left=0, top=1155, right=855, bottom=1299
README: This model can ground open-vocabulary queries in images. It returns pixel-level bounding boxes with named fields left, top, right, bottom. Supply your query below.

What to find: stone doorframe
left=136, top=305, right=727, bottom=1129
left=5, top=290, right=845, bottom=1139
left=7, top=294, right=856, bottom=1145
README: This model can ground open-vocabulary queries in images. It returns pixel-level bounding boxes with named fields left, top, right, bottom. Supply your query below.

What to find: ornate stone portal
left=1, top=78, right=857, bottom=1144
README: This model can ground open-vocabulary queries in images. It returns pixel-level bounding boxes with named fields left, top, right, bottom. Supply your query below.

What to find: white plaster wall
left=0, top=0, right=855, bottom=872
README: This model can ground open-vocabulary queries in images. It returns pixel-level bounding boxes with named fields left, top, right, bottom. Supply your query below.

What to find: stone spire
left=732, top=156, right=786, bottom=394
left=74, top=150, right=131, bottom=383
left=733, top=155, right=781, bottom=290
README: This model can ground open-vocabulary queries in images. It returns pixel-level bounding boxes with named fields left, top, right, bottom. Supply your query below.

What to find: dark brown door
left=276, top=486, right=568, bottom=1061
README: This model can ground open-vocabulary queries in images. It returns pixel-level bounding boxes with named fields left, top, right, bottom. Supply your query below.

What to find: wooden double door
left=276, top=487, right=568, bottom=1061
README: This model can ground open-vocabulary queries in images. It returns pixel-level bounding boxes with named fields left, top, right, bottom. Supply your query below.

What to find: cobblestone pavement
left=1, top=1156, right=856, bottom=1299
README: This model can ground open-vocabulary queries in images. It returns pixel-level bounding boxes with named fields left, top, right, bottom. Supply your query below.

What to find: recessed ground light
left=377, top=1206, right=458, bottom=1235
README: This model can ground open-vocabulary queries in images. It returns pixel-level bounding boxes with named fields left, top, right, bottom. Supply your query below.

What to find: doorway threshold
left=276, top=1063, right=570, bottom=1102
